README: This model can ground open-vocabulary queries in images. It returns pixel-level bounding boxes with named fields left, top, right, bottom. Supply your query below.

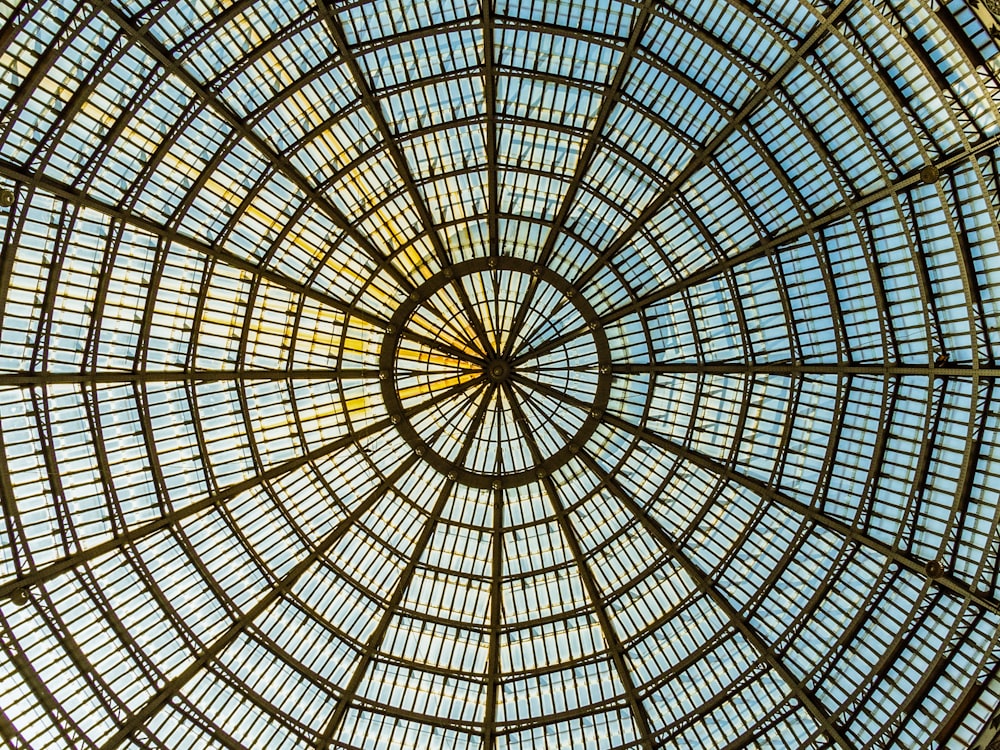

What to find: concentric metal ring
left=379, top=257, right=612, bottom=488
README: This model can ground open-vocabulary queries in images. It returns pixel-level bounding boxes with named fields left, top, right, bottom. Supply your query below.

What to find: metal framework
left=1, top=0, right=1000, bottom=748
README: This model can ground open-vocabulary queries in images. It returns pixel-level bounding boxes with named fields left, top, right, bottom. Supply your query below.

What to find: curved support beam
left=481, top=477, right=504, bottom=750
left=504, top=382, right=657, bottom=749
left=315, top=383, right=495, bottom=747
left=501, top=0, right=656, bottom=351
left=609, top=362, right=1000, bottom=378
left=0, top=378, right=474, bottom=602
left=511, top=373, right=1000, bottom=616
left=87, top=0, right=415, bottom=290
left=94, top=454, right=423, bottom=750
left=511, top=131, right=1000, bottom=369
left=0, top=368, right=381, bottom=386
left=316, top=1, right=496, bottom=358
left=482, top=0, right=499, bottom=261
left=482, top=365, right=505, bottom=749
left=568, top=0, right=851, bottom=293
left=0, top=162, right=484, bottom=366
left=570, top=445, right=855, bottom=750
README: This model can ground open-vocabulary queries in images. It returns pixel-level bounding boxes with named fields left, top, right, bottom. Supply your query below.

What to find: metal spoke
left=0, top=160, right=488, bottom=369
left=316, top=1, right=497, bottom=359
left=481, top=390, right=504, bottom=749
left=567, top=0, right=854, bottom=293
left=0, top=368, right=383, bottom=386
left=315, top=382, right=496, bottom=748
left=610, top=362, right=1000, bottom=378
left=89, top=0, right=418, bottom=294
left=95, top=455, right=422, bottom=750
left=0, top=376, right=473, bottom=602
left=569, top=444, right=855, bottom=750
left=510, top=132, right=1000, bottom=368
left=510, top=372, right=1000, bottom=615
left=500, top=0, right=656, bottom=354
left=503, top=381, right=656, bottom=749
left=482, top=0, right=499, bottom=262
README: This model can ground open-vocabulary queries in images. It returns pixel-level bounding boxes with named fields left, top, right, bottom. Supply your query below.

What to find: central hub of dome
left=485, top=358, right=511, bottom=383
left=379, top=257, right=612, bottom=488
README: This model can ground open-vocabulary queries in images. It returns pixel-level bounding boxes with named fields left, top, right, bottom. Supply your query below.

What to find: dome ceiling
left=1, top=0, right=1000, bottom=748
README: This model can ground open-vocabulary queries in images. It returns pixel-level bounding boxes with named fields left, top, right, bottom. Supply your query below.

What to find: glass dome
left=1, top=0, right=999, bottom=748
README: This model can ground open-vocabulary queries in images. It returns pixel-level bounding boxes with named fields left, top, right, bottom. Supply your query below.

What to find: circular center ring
left=486, top=359, right=511, bottom=383
left=379, top=257, right=612, bottom=488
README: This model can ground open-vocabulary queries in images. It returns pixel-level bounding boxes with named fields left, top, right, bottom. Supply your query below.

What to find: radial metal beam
left=482, top=0, right=499, bottom=261
left=949, top=660, right=1000, bottom=749
left=482, top=374, right=507, bottom=750
left=90, top=0, right=417, bottom=292
left=316, top=1, right=497, bottom=359
left=0, top=368, right=383, bottom=387
left=314, top=0, right=454, bottom=273
left=0, top=378, right=472, bottom=603
left=0, top=613, right=95, bottom=749
left=0, top=160, right=392, bottom=329
left=511, top=373, right=1000, bottom=616
left=606, top=362, right=1000, bottom=378
left=499, top=0, right=655, bottom=354
left=94, top=454, right=422, bottom=750
left=533, top=0, right=656, bottom=264
left=316, top=383, right=495, bottom=748
left=481, top=479, right=504, bottom=750
left=568, top=0, right=854, bottom=293
left=511, top=131, right=1000, bottom=370
left=0, top=705, right=33, bottom=750
left=569, top=445, right=855, bottom=750
left=878, top=609, right=985, bottom=748
left=504, top=382, right=657, bottom=749
left=0, top=161, right=489, bottom=366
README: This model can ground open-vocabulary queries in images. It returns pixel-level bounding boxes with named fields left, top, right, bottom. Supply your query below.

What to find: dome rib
left=482, top=476, right=504, bottom=747
left=92, top=454, right=423, bottom=750
left=522, top=372, right=1000, bottom=614
left=523, top=0, right=651, bottom=271
left=502, top=380, right=657, bottom=748
left=0, top=162, right=396, bottom=332
left=316, top=0, right=452, bottom=271
left=92, top=0, right=412, bottom=295
left=518, top=135, right=1000, bottom=377
left=0, top=376, right=468, bottom=604
left=317, top=386, right=495, bottom=747
left=538, top=0, right=849, bottom=295
left=316, top=0, right=508, bottom=345
left=481, top=0, right=500, bottom=261
left=571, top=445, right=854, bottom=750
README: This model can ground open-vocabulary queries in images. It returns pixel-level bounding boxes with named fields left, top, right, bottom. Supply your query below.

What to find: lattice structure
left=1, top=0, right=1000, bottom=748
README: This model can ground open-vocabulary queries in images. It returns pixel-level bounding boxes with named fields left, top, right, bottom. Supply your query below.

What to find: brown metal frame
left=1, top=0, right=999, bottom=748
